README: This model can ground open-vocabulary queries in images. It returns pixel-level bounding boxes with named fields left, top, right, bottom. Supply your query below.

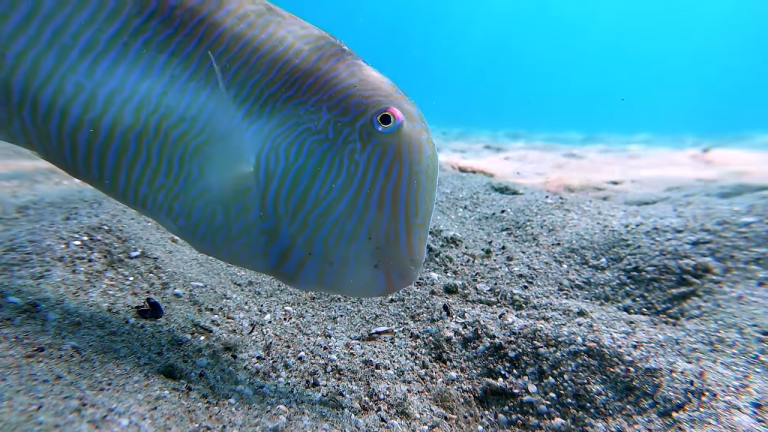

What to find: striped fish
left=0, top=0, right=439, bottom=297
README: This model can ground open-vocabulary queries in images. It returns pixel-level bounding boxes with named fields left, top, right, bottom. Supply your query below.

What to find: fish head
left=267, top=66, right=439, bottom=298
left=344, top=81, right=440, bottom=296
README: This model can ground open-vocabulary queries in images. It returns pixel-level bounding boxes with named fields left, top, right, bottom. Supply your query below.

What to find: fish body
left=0, top=0, right=438, bottom=297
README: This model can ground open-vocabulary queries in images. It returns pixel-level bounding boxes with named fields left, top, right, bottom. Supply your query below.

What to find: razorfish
left=0, top=0, right=439, bottom=297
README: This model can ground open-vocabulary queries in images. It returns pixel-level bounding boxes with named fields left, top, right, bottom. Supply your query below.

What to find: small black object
left=158, top=363, right=183, bottom=381
left=136, top=297, right=164, bottom=319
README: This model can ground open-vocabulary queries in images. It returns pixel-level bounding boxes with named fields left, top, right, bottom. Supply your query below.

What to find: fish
left=0, top=0, right=439, bottom=298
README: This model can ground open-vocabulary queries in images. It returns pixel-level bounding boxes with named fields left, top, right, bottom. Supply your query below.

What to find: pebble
left=551, top=418, right=568, bottom=430
left=135, top=297, right=164, bottom=319
left=443, top=280, right=463, bottom=294
left=64, top=400, right=80, bottom=412
left=370, top=326, right=394, bottom=335
left=447, top=372, right=458, bottom=381
left=195, top=358, right=209, bottom=368
left=537, top=405, right=549, bottom=414
left=63, top=341, right=82, bottom=354
left=128, top=250, right=142, bottom=259
left=172, top=290, right=184, bottom=298
left=283, top=306, right=294, bottom=314
left=5, top=296, right=21, bottom=305
left=351, top=417, right=365, bottom=429
left=738, top=216, right=761, bottom=227
left=297, top=352, right=306, bottom=361
left=190, top=282, right=205, bottom=288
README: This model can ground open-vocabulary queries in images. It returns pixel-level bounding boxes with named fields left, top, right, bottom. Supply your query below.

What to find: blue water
left=274, top=0, right=767, bottom=140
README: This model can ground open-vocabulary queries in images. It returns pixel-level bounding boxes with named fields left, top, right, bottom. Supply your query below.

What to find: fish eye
left=372, top=107, right=404, bottom=133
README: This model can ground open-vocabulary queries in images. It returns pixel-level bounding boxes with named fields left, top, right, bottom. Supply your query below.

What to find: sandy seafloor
left=0, top=133, right=766, bottom=432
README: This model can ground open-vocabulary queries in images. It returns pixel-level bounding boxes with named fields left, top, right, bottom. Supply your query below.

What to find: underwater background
left=1, top=1, right=766, bottom=430
left=275, top=0, right=768, bottom=141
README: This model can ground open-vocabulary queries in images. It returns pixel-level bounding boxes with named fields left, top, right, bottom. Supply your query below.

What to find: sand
left=0, top=137, right=766, bottom=431
left=435, top=130, right=768, bottom=196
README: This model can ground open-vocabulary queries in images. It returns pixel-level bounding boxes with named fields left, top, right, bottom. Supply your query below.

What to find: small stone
left=551, top=418, right=568, bottom=430
left=738, top=216, right=761, bottom=227
left=528, top=382, right=538, bottom=394
left=117, top=418, right=130, bottom=428
left=172, top=290, right=184, bottom=298
left=537, top=405, right=549, bottom=414
left=135, top=297, right=164, bottom=319
left=443, top=280, right=463, bottom=294
left=283, top=306, right=294, bottom=314
left=5, top=296, right=21, bottom=305
left=447, top=372, right=458, bottom=381
left=228, top=398, right=236, bottom=405
left=128, top=250, right=142, bottom=259
left=264, top=314, right=272, bottom=322
left=297, top=352, right=306, bottom=360
left=195, top=358, right=209, bottom=368
left=369, top=327, right=395, bottom=339
left=64, top=342, right=82, bottom=355
left=195, top=322, right=215, bottom=333
left=190, top=282, right=205, bottom=288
